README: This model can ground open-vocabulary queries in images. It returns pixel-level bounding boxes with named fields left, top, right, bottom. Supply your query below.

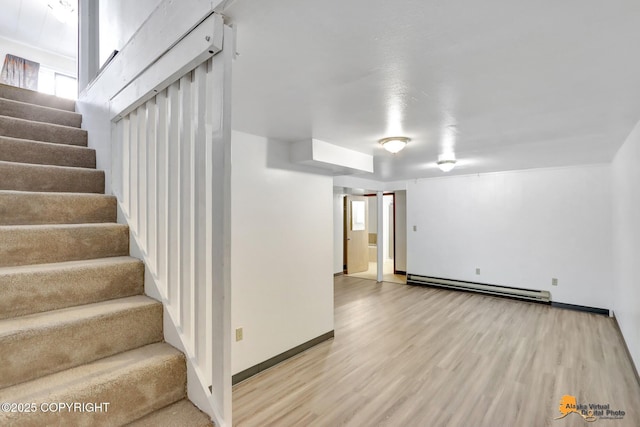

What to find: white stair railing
left=110, top=14, right=232, bottom=427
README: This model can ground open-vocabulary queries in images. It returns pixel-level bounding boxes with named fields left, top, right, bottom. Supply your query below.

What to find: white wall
left=383, top=194, right=393, bottom=259
left=368, top=196, right=377, bottom=234
left=79, top=0, right=165, bottom=195
left=0, top=36, right=75, bottom=76
left=612, top=119, right=640, bottom=372
left=333, top=191, right=344, bottom=274
left=407, top=164, right=613, bottom=309
left=98, top=0, right=163, bottom=67
left=333, top=175, right=407, bottom=193
left=395, top=191, right=407, bottom=272
left=231, top=131, right=334, bottom=375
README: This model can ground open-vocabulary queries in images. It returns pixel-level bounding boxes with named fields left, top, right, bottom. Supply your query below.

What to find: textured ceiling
left=0, top=0, right=77, bottom=59
left=226, top=0, right=640, bottom=181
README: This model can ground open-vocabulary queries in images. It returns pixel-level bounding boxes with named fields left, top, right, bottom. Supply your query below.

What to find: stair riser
left=0, top=303, right=163, bottom=388
left=0, top=225, right=129, bottom=267
left=0, top=192, right=115, bottom=225
left=0, top=83, right=75, bottom=111
left=0, top=115, right=87, bottom=146
left=0, top=259, right=143, bottom=319
left=128, top=400, right=214, bottom=427
left=0, top=136, right=96, bottom=168
left=0, top=162, right=104, bottom=193
left=0, top=86, right=197, bottom=427
left=0, top=351, right=186, bottom=427
left=0, top=98, right=82, bottom=127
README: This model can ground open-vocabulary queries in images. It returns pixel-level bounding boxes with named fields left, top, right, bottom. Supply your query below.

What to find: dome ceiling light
left=437, top=153, right=457, bottom=172
left=379, top=136, right=410, bottom=154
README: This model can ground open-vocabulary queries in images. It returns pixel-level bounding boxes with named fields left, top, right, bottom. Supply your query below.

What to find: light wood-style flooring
left=233, top=276, right=640, bottom=426
left=347, top=260, right=406, bottom=284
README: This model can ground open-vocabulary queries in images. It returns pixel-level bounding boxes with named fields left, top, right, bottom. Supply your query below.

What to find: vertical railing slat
left=129, top=110, right=139, bottom=231
left=188, top=71, right=197, bottom=352
left=192, top=61, right=208, bottom=368
left=111, top=120, right=122, bottom=202
left=137, top=104, right=148, bottom=252
left=121, top=117, right=130, bottom=215
left=156, top=88, right=169, bottom=297
left=204, top=57, right=215, bottom=380
left=167, top=81, right=181, bottom=322
left=147, top=97, right=158, bottom=272
left=179, top=73, right=193, bottom=341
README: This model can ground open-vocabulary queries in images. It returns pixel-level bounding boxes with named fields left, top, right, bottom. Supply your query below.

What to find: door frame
left=363, top=192, right=397, bottom=274
left=343, top=195, right=369, bottom=274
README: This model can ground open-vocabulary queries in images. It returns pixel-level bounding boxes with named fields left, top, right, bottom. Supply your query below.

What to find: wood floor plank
left=233, top=276, right=640, bottom=426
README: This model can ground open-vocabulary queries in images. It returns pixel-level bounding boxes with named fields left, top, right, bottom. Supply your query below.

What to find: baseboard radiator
left=407, top=274, right=551, bottom=303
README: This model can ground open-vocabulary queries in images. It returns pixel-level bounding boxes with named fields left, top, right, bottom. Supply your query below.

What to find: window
left=54, top=74, right=77, bottom=99
left=38, top=67, right=77, bottom=100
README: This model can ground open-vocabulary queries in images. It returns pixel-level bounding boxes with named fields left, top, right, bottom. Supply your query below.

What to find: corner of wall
left=231, top=131, right=335, bottom=376
left=611, top=118, right=640, bottom=374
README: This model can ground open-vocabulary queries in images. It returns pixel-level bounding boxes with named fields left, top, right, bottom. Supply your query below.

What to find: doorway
left=344, top=195, right=369, bottom=274
left=342, top=192, right=406, bottom=284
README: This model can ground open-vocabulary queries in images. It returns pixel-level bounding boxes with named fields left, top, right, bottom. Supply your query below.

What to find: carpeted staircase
left=0, top=83, right=213, bottom=426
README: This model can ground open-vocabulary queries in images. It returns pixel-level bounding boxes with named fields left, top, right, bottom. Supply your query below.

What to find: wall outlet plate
left=235, top=328, right=243, bottom=341
left=552, top=278, right=558, bottom=286
left=476, top=268, right=480, bottom=275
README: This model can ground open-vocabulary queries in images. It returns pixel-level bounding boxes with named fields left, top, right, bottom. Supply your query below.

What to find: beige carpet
left=0, top=83, right=213, bottom=426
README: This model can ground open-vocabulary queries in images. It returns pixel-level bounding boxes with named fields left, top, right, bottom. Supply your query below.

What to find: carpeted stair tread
left=0, top=223, right=129, bottom=267
left=0, top=97, right=82, bottom=127
left=0, top=256, right=144, bottom=320
left=0, top=136, right=95, bottom=168
left=0, top=190, right=115, bottom=225
left=0, top=295, right=163, bottom=388
left=127, top=399, right=214, bottom=427
left=0, top=160, right=104, bottom=193
left=0, top=342, right=186, bottom=427
left=0, top=83, right=75, bottom=111
left=0, top=84, right=206, bottom=425
left=0, top=115, right=87, bottom=146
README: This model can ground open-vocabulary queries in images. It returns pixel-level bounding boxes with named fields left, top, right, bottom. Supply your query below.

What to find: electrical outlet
left=552, top=278, right=558, bottom=286
left=476, top=268, right=480, bottom=275
left=235, top=328, right=243, bottom=341
left=413, top=225, right=417, bottom=232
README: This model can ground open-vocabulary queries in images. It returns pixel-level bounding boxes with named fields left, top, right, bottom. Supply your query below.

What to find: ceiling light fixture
left=48, top=0, right=76, bottom=24
left=437, top=153, right=457, bottom=172
left=379, top=136, right=410, bottom=154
